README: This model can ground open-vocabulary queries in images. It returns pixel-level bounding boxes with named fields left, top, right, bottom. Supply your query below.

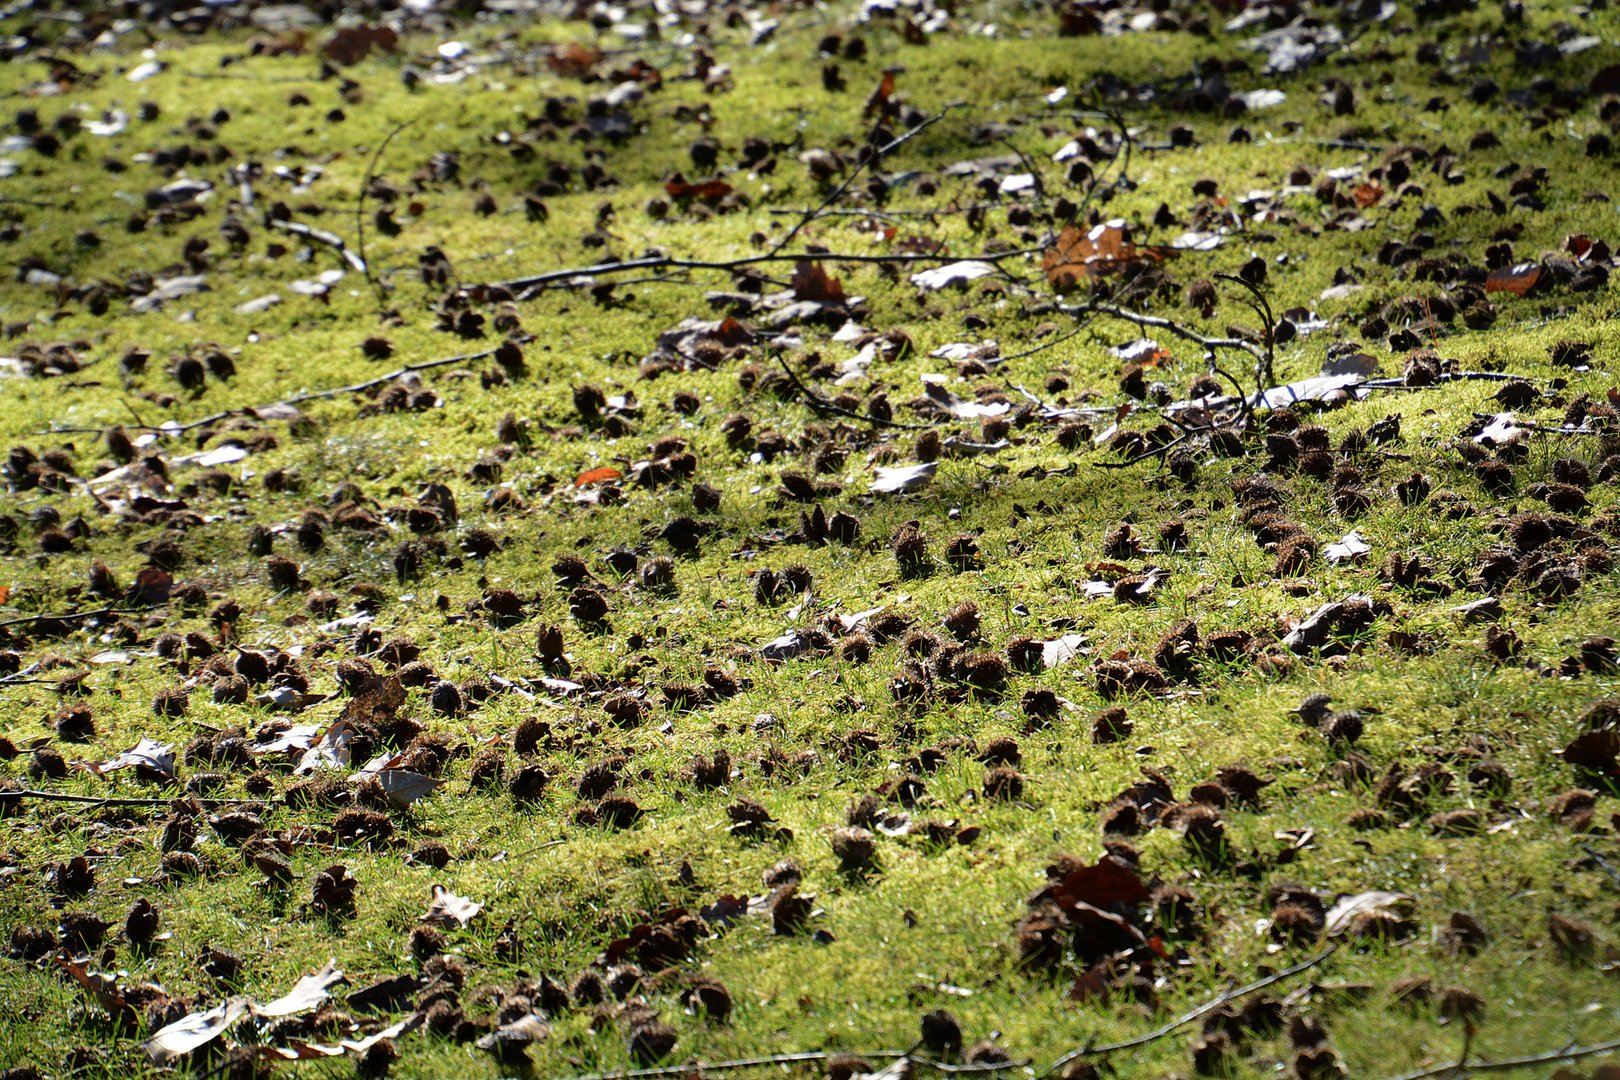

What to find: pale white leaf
left=254, top=959, right=343, bottom=1018
left=1324, top=890, right=1414, bottom=936
left=1323, top=531, right=1371, bottom=564
left=1041, top=633, right=1089, bottom=669
left=143, top=996, right=251, bottom=1064
left=93, top=738, right=175, bottom=780
left=421, top=884, right=482, bottom=928
left=870, top=462, right=937, bottom=494
left=372, top=769, right=443, bottom=809
left=909, top=261, right=995, bottom=291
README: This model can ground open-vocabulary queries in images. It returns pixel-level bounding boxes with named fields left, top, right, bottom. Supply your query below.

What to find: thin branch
left=2, top=789, right=260, bottom=808
left=1579, top=843, right=1620, bottom=890
left=33, top=348, right=498, bottom=439
left=1061, top=301, right=1263, bottom=361
left=265, top=217, right=366, bottom=274
left=556, top=1051, right=1026, bottom=1080
left=997, top=136, right=1046, bottom=203
left=0, top=606, right=146, bottom=630
left=493, top=243, right=1044, bottom=297
left=356, top=119, right=414, bottom=298
left=1215, top=273, right=1275, bottom=389
left=770, top=351, right=925, bottom=430
left=769, top=104, right=958, bottom=257
left=1375, top=1036, right=1620, bottom=1080
left=1039, top=944, right=1339, bottom=1078
left=1096, top=432, right=1190, bottom=468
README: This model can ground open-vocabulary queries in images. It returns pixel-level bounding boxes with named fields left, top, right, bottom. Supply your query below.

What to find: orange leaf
left=865, top=70, right=897, bottom=115
left=0, top=584, right=9, bottom=604
left=546, top=42, right=601, bottom=78
left=1484, top=261, right=1541, bottom=297
left=1351, top=182, right=1383, bottom=208
left=664, top=175, right=733, bottom=200
left=575, top=466, right=622, bottom=487
left=1042, top=220, right=1173, bottom=292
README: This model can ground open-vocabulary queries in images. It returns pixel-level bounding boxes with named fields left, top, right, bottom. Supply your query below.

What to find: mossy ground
left=1, top=1, right=1619, bottom=1077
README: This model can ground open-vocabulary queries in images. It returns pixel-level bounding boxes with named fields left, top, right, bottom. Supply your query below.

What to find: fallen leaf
left=88, top=738, right=175, bottom=781
left=372, top=769, right=442, bottom=808
left=575, top=466, right=623, bottom=486
left=791, top=261, right=847, bottom=305
left=1042, top=220, right=1173, bottom=292
left=254, top=960, right=344, bottom=1018
left=910, top=261, right=996, bottom=290
left=143, top=997, right=253, bottom=1064
left=665, top=176, right=733, bottom=200
left=1041, top=634, right=1089, bottom=668
left=421, top=884, right=483, bottom=928
left=1485, top=261, right=1541, bottom=296
left=1324, top=532, right=1371, bottom=564
left=546, top=42, right=601, bottom=78
left=322, top=25, right=398, bottom=65
left=871, top=462, right=937, bottom=494
left=1323, top=891, right=1414, bottom=936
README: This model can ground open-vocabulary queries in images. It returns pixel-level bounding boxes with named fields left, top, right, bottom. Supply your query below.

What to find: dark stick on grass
left=4, top=789, right=260, bottom=808
left=1214, top=272, right=1277, bottom=390
left=1579, top=843, right=1620, bottom=889
left=1062, top=300, right=1264, bottom=364
left=1038, top=944, right=1339, bottom=1078
left=35, top=348, right=498, bottom=438
left=264, top=217, right=366, bottom=274
left=356, top=118, right=414, bottom=297
left=770, top=350, right=927, bottom=431
left=769, top=104, right=959, bottom=257
left=556, top=1050, right=1027, bottom=1080
left=1374, top=1035, right=1620, bottom=1080
left=0, top=606, right=148, bottom=629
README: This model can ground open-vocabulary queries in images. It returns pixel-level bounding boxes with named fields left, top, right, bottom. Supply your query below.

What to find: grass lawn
left=0, top=0, right=1618, bottom=1077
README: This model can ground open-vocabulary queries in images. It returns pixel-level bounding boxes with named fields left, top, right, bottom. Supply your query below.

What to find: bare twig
left=265, top=217, right=366, bottom=274
left=2, top=789, right=259, bottom=808
left=1375, top=1036, right=1620, bottom=1080
left=770, top=351, right=925, bottom=430
left=1061, top=301, right=1263, bottom=362
left=356, top=119, right=414, bottom=297
left=1039, top=944, right=1339, bottom=1078
left=0, top=606, right=145, bottom=630
left=769, top=104, right=958, bottom=257
left=34, top=348, right=498, bottom=439
left=1096, top=432, right=1191, bottom=468
left=493, top=243, right=1044, bottom=298
left=556, top=1051, right=1026, bottom=1080
left=1579, top=843, right=1620, bottom=889
left=1215, top=272, right=1276, bottom=390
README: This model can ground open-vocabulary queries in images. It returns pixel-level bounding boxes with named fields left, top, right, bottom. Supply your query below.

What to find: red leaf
left=575, top=466, right=622, bottom=487
left=1485, top=261, right=1541, bottom=297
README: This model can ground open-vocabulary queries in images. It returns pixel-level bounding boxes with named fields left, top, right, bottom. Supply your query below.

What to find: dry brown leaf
left=322, top=25, right=398, bottom=65
left=1042, top=220, right=1173, bottom=292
